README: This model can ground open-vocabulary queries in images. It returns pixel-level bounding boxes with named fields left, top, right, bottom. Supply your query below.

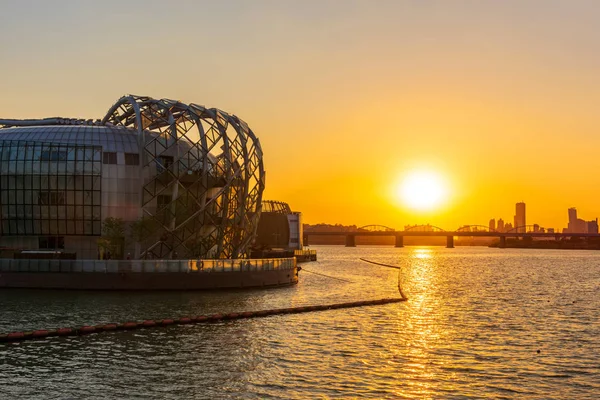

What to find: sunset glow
left=1, top=2, right=600, bottom=230
left=397, top=171, right=448, bottom=211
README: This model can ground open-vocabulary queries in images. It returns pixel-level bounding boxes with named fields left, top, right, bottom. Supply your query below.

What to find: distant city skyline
left=307, top=201, right=599, bottom=234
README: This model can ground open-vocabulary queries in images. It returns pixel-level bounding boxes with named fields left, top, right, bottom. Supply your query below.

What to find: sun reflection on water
left=391, top=247, right=448, bottom=397
left=413, top=247, right=433, bottom=260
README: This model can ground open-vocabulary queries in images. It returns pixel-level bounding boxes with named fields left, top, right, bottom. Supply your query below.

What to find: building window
left=0, top=142, right=102, bottom=237
left=157, top=195, right=171, bottom=210
left=124, top=153, right=140, bottom=166
left=157, top=156, right=173, bottom=173
left=38, top=191, right=66, bottom=205
left=103, top=152, right=117, bottom=165
left=39, top=236, right=65, bottom=249
left=40, top=150, right=67, bottom=161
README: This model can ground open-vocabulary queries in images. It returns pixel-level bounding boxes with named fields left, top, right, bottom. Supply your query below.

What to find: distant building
left=568, top=208, right=577, bottom=229
left=515, top=202, right=526, bottom=233
left=489, top=219, right=496, bottom=232
left=588, top=219, right=599, bottom=234
left=533, top=224, right=540, bottom=233
left=255, top=201, right=303, bottom=250
left=547, top=228, right=555, bottom=234
left=567, top=208, right=588, bottom=233
left=504, top=222, right=513, bottom=232
left=567, top=207, right=577, bottom=233
left=497, top=218, right=505, bottom=232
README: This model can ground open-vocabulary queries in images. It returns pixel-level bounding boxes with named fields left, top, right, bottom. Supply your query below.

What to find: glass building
left=0, top=95, right=265, bottom=260
left=254, top=201, right=303, bottom=250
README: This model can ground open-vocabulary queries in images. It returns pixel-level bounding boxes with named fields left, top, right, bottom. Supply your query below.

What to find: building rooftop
left=0, top=125, right=138, bottom=152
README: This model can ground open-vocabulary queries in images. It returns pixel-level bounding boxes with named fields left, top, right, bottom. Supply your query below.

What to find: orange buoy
left=178, top=317, right=192, bottom=324
left=56, top=328, right=73, bottom=336
left=209, top=314, right=223, bottom=321
left=79, top=326, right=96, bottom=335
left=7, top=332, right=25, bottom=340
left=122, top=322, right=138, bottom=329
left=32, top=330, right=49, bottom=338
left=161, top=319, right=175, bottom=326
left=142, top=320, right=156, bottom=327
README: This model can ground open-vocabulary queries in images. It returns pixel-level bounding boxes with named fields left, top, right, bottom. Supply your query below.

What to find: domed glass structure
left=0, top=95, right=265, bottom=259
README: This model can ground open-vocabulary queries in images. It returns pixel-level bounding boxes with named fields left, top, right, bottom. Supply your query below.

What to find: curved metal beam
left=3, top=94, right=266, bottom=260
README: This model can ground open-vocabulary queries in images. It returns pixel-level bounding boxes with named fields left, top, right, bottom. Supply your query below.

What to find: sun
left=397, top=170, right=448, bottom=211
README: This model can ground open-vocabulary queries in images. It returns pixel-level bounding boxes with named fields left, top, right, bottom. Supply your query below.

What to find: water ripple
left=1, top=247, right=599, bottom=398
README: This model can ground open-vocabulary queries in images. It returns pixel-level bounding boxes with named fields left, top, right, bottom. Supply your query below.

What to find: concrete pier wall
left=0, top=258, right=298, bottom=289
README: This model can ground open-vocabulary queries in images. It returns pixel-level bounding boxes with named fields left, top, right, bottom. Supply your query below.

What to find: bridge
left=304, top=224, right=600, bottom=248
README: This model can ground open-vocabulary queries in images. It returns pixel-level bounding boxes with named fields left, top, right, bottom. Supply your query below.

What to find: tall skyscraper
left=567, top=207, right=588, bottom=233
left=489, top=218, right=496, bottom=232
left=497, top=218, right=505, bottom=232
left=515, top=202, right=526, bottom=233
left=568, top=207, right=577, bottom=231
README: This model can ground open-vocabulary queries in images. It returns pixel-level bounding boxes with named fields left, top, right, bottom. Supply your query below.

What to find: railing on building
left=0, top=258, right=296, bottom=274
left=294, top=249, right=317, bottom=257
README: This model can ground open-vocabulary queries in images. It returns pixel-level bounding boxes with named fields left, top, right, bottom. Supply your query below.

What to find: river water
left=1, top=246, right=599, bottom=399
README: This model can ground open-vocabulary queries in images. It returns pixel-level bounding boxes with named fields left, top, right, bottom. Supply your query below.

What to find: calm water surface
left=1, top=246, right=599, bottom=399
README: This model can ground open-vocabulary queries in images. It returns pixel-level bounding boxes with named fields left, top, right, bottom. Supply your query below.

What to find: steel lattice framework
left=101, top=95, right=265, bottom=259
left=456, top=225, right=495, bottom=232
left=358, top=225, right=395, bottom=232
left=261, top=200, right=292, bottom=214
left=0, top=95, right=265, bottom=260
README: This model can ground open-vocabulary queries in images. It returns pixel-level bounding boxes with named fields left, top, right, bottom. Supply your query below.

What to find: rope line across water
left=359, top=258, right=402, bottom=270
left=0, top=298, right=406, bottom=344
left=359, top=258, right=409, bottom=300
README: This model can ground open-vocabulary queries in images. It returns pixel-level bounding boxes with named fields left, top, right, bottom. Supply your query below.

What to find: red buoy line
left=0, top=298, right=406, bottom=344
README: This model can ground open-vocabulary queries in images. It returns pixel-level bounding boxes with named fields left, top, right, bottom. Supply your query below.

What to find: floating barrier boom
left=0, top=297, right=405, bottom=344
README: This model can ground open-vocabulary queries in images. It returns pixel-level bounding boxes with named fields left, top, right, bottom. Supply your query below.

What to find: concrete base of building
left=0, top=268, right=298, bottom=290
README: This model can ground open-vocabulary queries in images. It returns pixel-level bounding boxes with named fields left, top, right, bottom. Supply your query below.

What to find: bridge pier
left=446, top=235, right=454, bottom=248
left=345, top=234, right=356, bottom=247
left=499, top=236, right=506, bottom=248
left=394, top=234, right=404, bottom=248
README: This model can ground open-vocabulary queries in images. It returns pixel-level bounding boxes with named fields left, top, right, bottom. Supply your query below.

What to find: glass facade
left=0, top=94, right=265, bottom=260
left=0, top=141, right=102, bottom=236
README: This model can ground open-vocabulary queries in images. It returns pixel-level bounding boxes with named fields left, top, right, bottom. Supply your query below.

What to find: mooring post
left=395, top=234, right=404, bottom=248
left=446, top=235, right=454, bottom=248
left=345, top=234, right=356, bottom=247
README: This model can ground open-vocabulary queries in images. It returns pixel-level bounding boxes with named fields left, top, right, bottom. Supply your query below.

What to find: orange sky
left=2, top=1, right=600, bottom=231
